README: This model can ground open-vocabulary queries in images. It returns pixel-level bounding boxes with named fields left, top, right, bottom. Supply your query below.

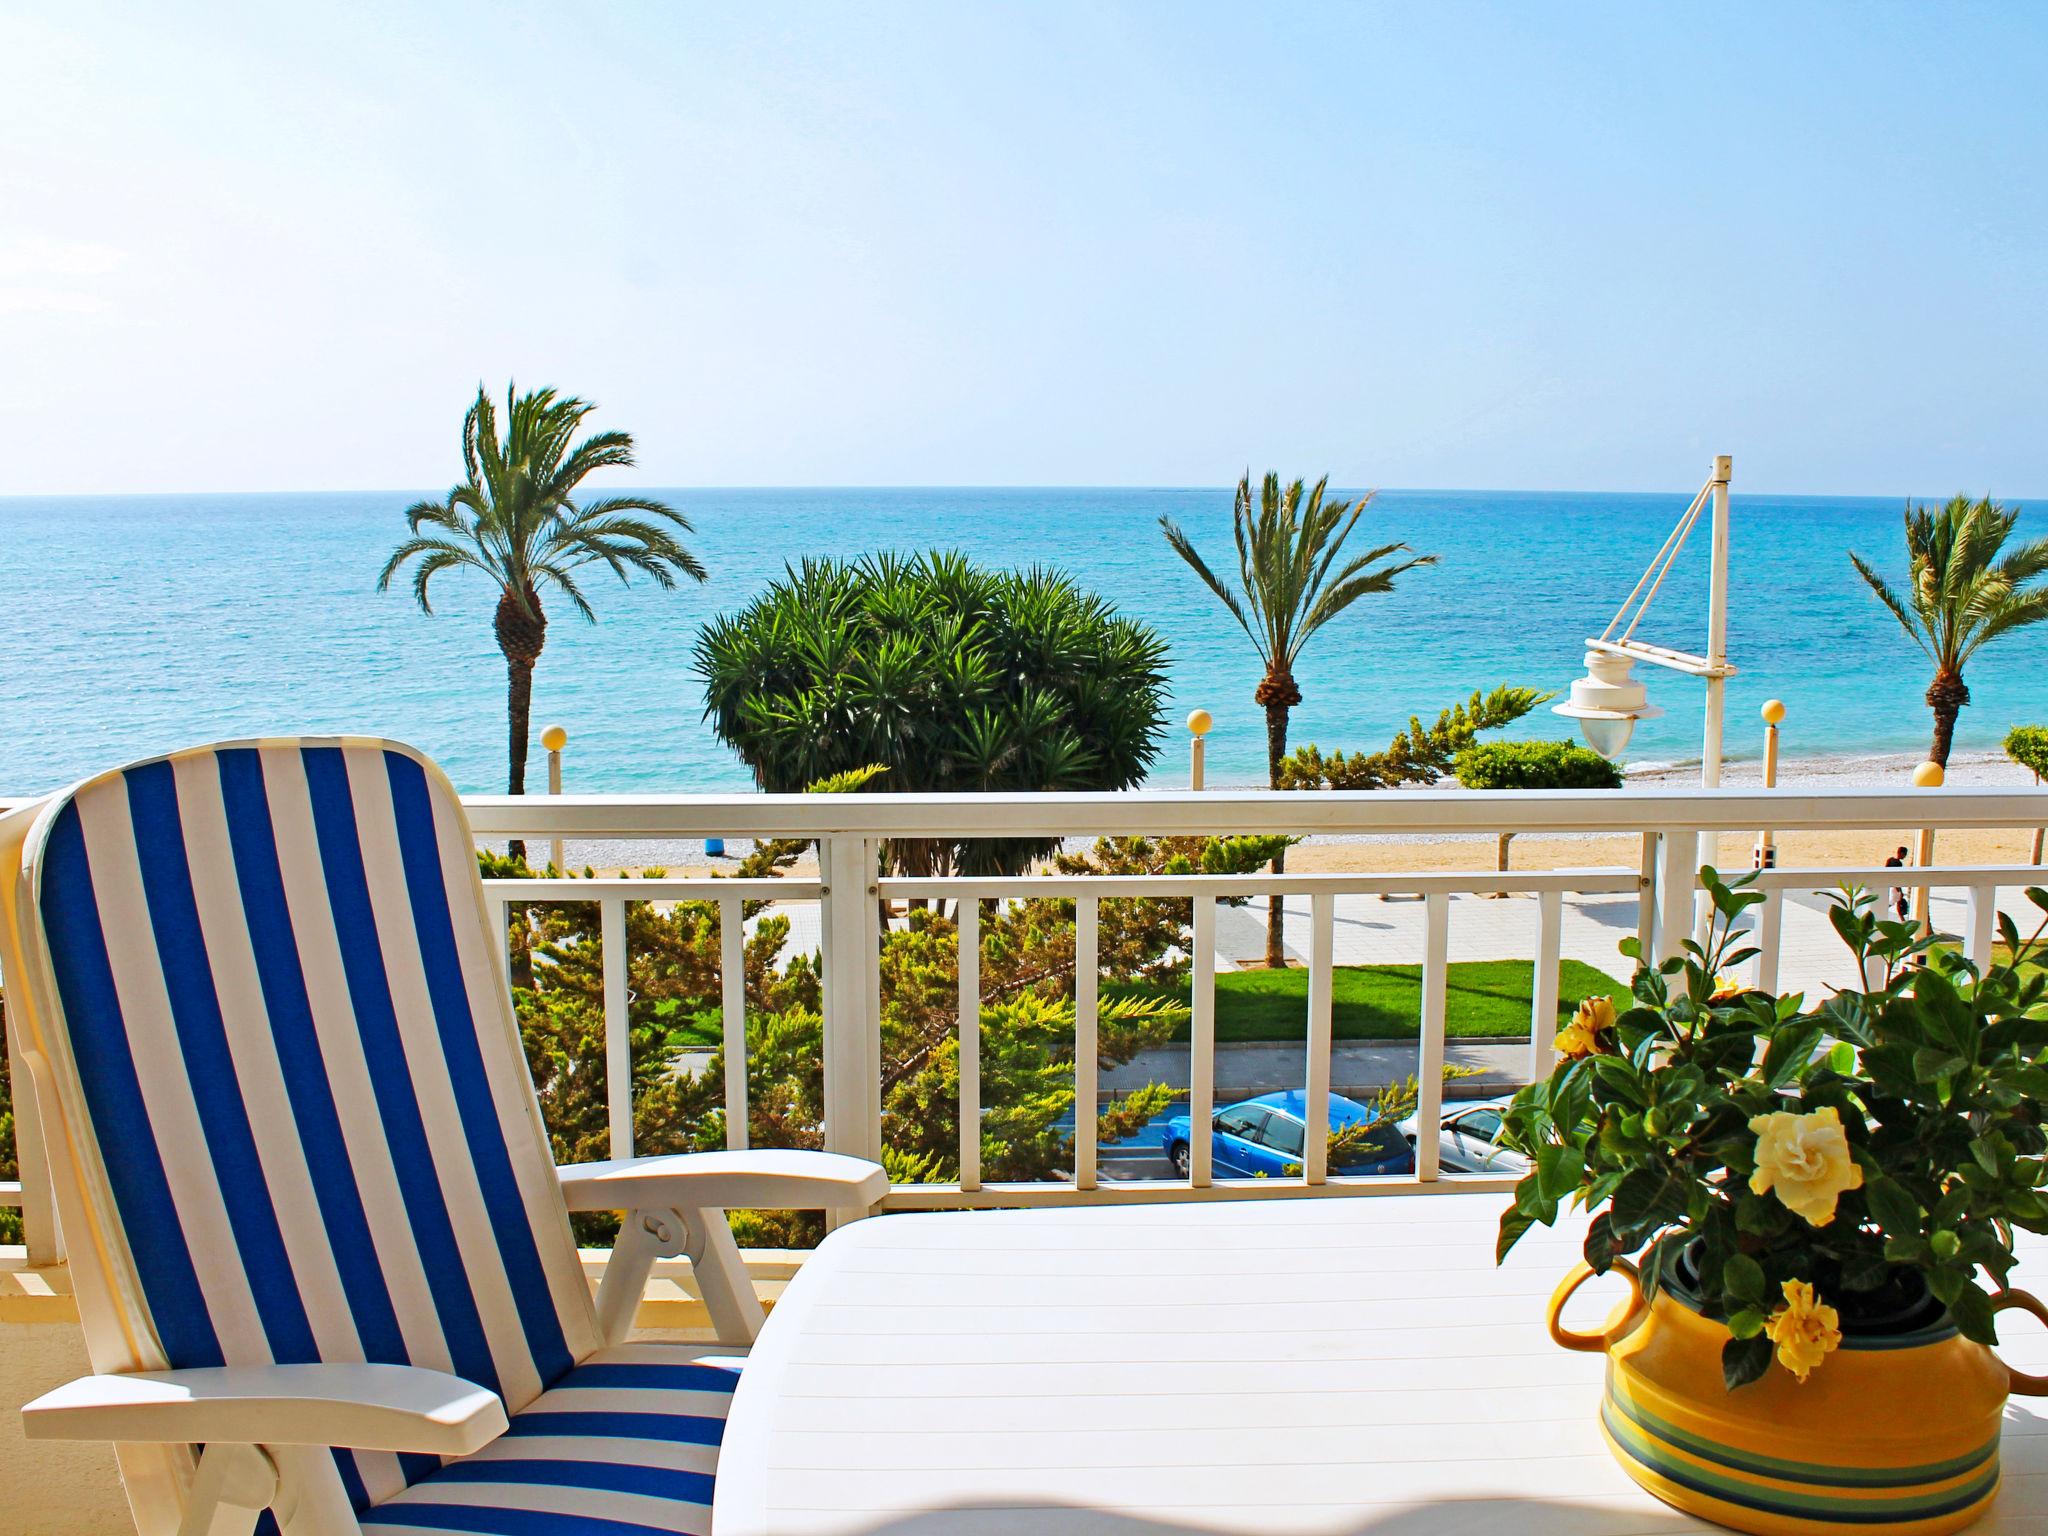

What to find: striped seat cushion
left=30, top=740, right=602, bottom=1518
left=358, top=1348, right=739, bottom=1536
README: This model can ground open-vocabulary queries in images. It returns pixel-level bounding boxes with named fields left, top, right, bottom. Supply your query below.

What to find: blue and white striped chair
left=0, top=739, right=886, bottom=1536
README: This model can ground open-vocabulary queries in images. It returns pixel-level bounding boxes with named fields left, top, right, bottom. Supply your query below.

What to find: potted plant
left=1500, top=867, right=2048, bottom=1535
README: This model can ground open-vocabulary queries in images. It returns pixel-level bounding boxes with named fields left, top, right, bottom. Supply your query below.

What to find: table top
left=713, top=1194, right=2048, bottom=1536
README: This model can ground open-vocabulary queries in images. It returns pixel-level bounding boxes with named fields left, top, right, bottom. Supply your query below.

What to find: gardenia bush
left=1499, top=868, right=2048, bottom=1388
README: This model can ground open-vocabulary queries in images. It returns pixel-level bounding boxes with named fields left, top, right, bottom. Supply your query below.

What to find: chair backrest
left=2, top=739, right=600, bottom=1526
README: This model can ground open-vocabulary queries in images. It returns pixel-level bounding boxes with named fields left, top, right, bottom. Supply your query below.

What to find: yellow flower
left=1764, top=1278, right=1842, bottom=1383
left=1556, top=995, right=1616, bottom=1060
left=1708, top=972, right=1750, bottom=1005
left=1748, top=1105, right=1864, bottom=1226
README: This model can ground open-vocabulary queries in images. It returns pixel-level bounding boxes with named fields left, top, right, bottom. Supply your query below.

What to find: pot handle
left=1546, top=1258, right=1644, bottom=1353
left=1989, top=1288, right=2048, bottom=1396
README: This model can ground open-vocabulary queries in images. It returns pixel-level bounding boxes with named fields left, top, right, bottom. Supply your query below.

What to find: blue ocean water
left=3, top=487, right=2042, bottom=796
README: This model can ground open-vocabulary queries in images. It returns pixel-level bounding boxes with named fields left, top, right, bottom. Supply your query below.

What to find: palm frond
left=1161, top=515, right=1260, bottom=657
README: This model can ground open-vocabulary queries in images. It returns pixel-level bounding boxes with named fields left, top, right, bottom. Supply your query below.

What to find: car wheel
left=1168, top=1141, right=1191, bottom=1179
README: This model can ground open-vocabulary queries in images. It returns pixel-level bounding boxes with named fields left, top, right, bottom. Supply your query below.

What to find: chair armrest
left=23, top=1363, right=506, bottom=1456
left=558, top=1149, right=888, bottom=1213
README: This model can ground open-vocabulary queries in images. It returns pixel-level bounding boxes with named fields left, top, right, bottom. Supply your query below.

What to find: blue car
left=1162, top=1088, right=1414, bottom=1179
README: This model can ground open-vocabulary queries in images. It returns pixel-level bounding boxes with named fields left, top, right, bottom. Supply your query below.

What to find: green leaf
left=1611, top=1167, right=1689, bottom=1242
left=1536, top=1144, right=1586, bottom=1202
left=1583, top=1211, right=1620, bottom=1272
left=1727, top=1307, right=1767, bottom=1340
left=1864, top=1177, right=1922, bottom=1237
left=1761, top=1024, right=1825, bottom=1089
left=1722, top=1252, right=1767, bottom=1306
left=1931, top=1229, right=1961, bottom=1261
left=1722, top=1333, right=1774, bottom=1389
left=1496, top=1206, right=1536, bottom=1264
left=1948, top=1281, right=1996, bottom=1345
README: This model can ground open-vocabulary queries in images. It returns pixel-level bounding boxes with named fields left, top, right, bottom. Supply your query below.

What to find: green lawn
left=1114, top=959, right=1627, bottom=1043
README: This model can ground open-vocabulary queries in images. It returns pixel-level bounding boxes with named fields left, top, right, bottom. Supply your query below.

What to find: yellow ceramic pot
left=1548, top=1260, right=2048, bottom=1535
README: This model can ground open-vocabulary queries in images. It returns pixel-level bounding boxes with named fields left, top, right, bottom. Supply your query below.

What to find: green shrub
left=2006, top=724, right=2048, bottom=779
left=1454, top=738, right=1624, bottom=790
left=694, top=552, right=1169, bottom=877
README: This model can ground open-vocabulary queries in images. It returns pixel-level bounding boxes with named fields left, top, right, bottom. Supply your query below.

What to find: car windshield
left=1263, top=1114, right=1305, bottom=1157
left=1458, top=1109, right=1505, bottom=1143
left=1336, top=1120, right=1406, bottom=1167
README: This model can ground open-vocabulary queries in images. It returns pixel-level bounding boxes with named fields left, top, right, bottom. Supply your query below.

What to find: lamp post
left=1756, top=699, right=1785, bottom=868
left=1187, top=708, right=1213, bottom=790
left=539, top=723, right=569, bottom=876
left=1912, top=759, right=1943, bottom=938
left=1554, top=456, right=1737, bottom=952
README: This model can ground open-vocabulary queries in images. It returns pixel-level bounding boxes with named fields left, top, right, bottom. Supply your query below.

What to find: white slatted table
left=714, top=1194, right=2048, bottom=1535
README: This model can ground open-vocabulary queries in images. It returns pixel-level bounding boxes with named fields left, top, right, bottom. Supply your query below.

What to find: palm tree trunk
left=496, top=584, right=548, bottom=866
left=1925, top=670, right=1970, bottom=769
left=1263, top=699, right=1291, bottom=969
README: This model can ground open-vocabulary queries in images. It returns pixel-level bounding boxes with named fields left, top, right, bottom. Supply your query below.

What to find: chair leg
left=176, top=1444, right=276, bottom=1536
left=595, top=1214, right=663, bottom=1347
left=597, top=1207, right=766, bottom=1349
left=678, top=1206, right=766, bottom=1348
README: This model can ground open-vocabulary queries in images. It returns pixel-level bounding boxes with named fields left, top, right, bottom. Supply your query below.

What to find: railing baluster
left=1655, top=832, right=1695, bottom=972
left=1755, top=887, right=1784, bottom=995
left=1304, top=893, right=1334, bottom=1185
left=719, top=895, right=747, bottom=1151
left=1636, top=832, right=1657, bottom=955
left=1415, top=892, right=1449, bottom=1181
left=1528, top=889, right=1562, bottom=1081
left=1967, top=884, right=1996, bottom=971
left=1073, top=894, right=1099, bottom=1192
left=601, top=896, right=632, bottom=1161
left=1189, top=895, right=1216, bottom=1188
left=958, top=897, right=981, bottom=1193
left=820, top=835, right=883, bottom=1170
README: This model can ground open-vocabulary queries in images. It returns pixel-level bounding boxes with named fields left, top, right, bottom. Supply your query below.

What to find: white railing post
left=1304, top=893, right=1335, bottom=1185
left=1188, top=895, right=1216, bottom=1188
left=1755, top=887, right=1784, bottom=996
left=1414, top=892, right=1449, bottom=1181
left=1966, top=885, right=1996, bottom=972
left=1655, top=831, right=1695, bottom=973
left=957, top=898, right=981, bottom=1193
left=821, top=835, right=883, bottom=1165
left=601, top=896, right=632, bottom=1160
left=1073, top=895, right=1099, bottom=1192
left=719, top=895, right=748, bottom=1150
left=1636, top=832, right=1657, bottom=956
left=1528, top=889, right=1562, bottom=1080
left=5, top=1006, right=59, bottom=1265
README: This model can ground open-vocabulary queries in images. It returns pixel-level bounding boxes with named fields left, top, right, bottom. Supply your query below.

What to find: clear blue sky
left=4, top=2, right=2044, bottom=497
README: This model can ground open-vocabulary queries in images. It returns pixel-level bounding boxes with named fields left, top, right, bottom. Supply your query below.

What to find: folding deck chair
left=0, top=738, right=885, bottom=1536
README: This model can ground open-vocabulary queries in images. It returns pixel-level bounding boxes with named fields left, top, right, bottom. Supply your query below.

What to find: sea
left=4, top=487, right=2043, bottom=797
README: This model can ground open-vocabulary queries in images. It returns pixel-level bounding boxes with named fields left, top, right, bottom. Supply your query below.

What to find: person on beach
left=1884, top=847, right=1910, bottom=922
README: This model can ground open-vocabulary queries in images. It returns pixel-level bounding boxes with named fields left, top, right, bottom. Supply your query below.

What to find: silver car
left=1401, top=1096, right=1530, bottom=1176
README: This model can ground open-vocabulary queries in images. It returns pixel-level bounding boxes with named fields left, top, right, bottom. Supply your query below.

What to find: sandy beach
left=538, top=748, right=2046, bottom=882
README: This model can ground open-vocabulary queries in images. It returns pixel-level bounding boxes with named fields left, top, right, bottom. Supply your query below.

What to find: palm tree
left=1850, top=495, right=2048, bottom=768
left=381, top=384, right=704, bottom=855
left=1161, top=472, right=1436, bottom=966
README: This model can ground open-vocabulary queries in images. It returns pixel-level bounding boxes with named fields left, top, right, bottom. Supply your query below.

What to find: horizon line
left=3, top=482, right=2043, bottom=504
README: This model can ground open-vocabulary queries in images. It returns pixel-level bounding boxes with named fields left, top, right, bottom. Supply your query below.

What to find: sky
left=3, top=2, right=2045, bottom=498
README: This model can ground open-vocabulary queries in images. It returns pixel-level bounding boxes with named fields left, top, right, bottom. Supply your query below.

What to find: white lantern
left=1552, top=648, right=1661, bottom=761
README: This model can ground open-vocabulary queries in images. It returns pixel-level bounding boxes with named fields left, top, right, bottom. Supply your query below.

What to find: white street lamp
left=1554, top=455, right=1736, bottom=788
left=1553, top=648, right=1662, bottom=760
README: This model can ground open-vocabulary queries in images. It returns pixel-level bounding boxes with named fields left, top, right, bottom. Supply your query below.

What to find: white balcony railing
left=462, top=785, right=2048, bottom=1213
left=6, top=785, right=2047, bottom=1268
